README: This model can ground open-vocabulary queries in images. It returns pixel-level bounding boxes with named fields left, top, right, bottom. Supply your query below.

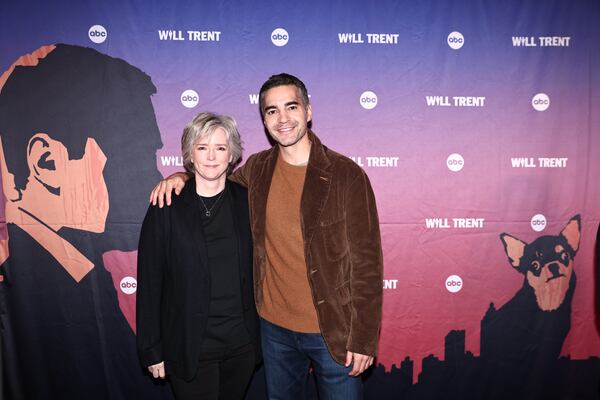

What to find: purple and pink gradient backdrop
left=1, top=0, right=598, bottom=381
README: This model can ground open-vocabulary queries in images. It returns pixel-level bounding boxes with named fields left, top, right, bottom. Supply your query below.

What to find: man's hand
left=148, top=361, right=166, bottom=379
left=149, top=172, right=189, bottom=207
left=345, top=351, right=374, bottom=376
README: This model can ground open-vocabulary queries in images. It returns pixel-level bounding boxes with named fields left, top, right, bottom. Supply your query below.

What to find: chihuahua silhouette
left=479, top=215, right=581, bottom=398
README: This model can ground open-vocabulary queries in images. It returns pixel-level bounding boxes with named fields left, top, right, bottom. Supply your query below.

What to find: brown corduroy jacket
left=230, top=131, right=383, bottom=363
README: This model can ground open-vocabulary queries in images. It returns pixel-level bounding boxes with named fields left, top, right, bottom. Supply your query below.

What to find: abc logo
left=445, top=275, right=463, bottom=293
left=447, top=31, right=464, bottom=50
left=120, top=276, right=137, bottom=295
left=446, top=153, right=464, bottom=172
left=531, top=93, right=550, bottom=112
left=271, top=28, right=289, bottom=47
left=181, top=89, right=199, bottom=108
left=88, top=25, right=107, bottom=44
left=359, top=91, right=378, bottom=110
left=530, top=213, right=547, bottom=232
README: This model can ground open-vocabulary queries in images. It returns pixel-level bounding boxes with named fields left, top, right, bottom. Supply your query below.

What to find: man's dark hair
left=0, top=44, right=163, bottom=250
left=258, top=73, right=310, bottom=118
left=0, top=44, right=157, bottom=192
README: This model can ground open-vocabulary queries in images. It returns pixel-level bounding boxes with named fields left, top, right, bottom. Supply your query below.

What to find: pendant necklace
left=199, top=190, right=225, bottom=217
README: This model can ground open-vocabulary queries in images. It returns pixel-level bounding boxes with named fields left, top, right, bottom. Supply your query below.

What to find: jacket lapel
left=250, top=146, right=278, bottom=258
left=228, top=182, right=245, bottom=284
left=181, top=178, right=209, bottom=273
left=300, top=132, right=332, bottom=248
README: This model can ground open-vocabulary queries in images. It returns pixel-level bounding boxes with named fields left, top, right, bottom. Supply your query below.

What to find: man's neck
left=5, top=200, right=94, bottom=282
left=19, top=182, right=65, bottom=231
left=278, top=135, right=311, bottom=166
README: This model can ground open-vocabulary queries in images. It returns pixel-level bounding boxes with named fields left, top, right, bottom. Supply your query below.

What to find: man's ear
left=26, top=133, right=66, bottom=195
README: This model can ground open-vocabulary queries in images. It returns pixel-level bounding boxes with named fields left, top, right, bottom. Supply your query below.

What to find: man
left=152, top=73, right=383, bottom=399
left=0, top=44, right=170, bottom=399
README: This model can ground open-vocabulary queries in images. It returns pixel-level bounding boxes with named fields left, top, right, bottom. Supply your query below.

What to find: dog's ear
left=560, top=215, right=581, bottom=253
left=500, top=233, right=527, bottom=270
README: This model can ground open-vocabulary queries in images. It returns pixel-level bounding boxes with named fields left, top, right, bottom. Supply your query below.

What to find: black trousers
left=169, top=344, right=255, bottom=400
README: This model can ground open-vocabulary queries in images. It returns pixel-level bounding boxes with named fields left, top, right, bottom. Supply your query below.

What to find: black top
left=197, top=188, right=250, bottom=353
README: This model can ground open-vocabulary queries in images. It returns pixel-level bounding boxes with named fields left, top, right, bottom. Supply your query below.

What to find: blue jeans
left=260, top=318, right=363, bottom=400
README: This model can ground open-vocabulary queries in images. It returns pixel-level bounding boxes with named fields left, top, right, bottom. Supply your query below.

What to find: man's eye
left=266, top=110, right=275, bottom=116
left=288, top=105, right=297, bottom=110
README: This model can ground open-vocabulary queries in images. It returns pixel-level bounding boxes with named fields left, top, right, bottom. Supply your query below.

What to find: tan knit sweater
left=259, top=157, right=320, bottom=333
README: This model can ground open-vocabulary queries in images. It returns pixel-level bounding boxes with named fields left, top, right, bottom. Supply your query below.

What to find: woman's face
left=191, top=128, right=232, bottom=185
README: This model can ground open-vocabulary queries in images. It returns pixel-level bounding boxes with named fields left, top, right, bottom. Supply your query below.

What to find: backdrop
left=0, top=0, right=599, bottom=399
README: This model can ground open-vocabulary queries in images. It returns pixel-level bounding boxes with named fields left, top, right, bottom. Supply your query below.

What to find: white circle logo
left=360, top=91, right=378, bottom=110
left=181, top=89, right=199, bottom=108
left=88, top=25, right=107, bottom=44
left=120, top=276, right=137, bottom=295
left=530, top=214, right=547, bottom=232
left=445, top=275, right=463, bottom=293
left=532, top=93, right=550, bottom=112
left=447, top=31, right=464, bottom=50
left=446, top=153, right=464, bottom=172
left=271, top=28, right=289, bottom=47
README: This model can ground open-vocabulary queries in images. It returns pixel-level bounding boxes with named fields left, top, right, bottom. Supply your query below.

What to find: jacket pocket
left=336, top=281, right=351, bottom=305
left=335, top=281, right=352, bottom=331
left=321, top=218, right=349, bottom=262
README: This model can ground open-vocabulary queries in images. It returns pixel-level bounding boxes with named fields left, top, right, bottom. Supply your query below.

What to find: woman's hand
left=148, top=361, right=166, bottom=379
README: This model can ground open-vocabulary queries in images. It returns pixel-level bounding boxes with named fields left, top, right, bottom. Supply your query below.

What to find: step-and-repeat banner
left=1, top=1, right=598, bottom=399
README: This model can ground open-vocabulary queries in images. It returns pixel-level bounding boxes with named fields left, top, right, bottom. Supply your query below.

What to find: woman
left=136, top=112, right=260, bottom=400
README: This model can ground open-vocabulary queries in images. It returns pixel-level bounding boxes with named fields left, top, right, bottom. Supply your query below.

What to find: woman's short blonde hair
left=181, top=112, right=243, bottom=174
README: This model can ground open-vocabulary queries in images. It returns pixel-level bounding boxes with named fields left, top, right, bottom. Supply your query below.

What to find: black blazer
left=136, top=178, right=260, bottom=381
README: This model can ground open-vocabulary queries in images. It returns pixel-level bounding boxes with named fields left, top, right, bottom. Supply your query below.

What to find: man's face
left=10, top=133, right=109, bottom=233
left=49, top=136, right=109, bottom=233
left=262, top=85, right=312, bottom=148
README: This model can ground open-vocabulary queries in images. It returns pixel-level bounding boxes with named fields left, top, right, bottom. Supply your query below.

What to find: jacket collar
left=306, top=130, right=332, bottom=172
left=181, top=175, right=197, bottom=205
left=261, top=130, right=332, bottom=171
left=302, top=131, right=334, bottom=247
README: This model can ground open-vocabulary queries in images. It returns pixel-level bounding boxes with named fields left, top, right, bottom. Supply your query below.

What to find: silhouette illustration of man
left=0, top=44, right=171, bottom=399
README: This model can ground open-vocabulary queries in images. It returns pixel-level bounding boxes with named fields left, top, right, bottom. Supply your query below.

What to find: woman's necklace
left=198, top=190, right=225, bottom=217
